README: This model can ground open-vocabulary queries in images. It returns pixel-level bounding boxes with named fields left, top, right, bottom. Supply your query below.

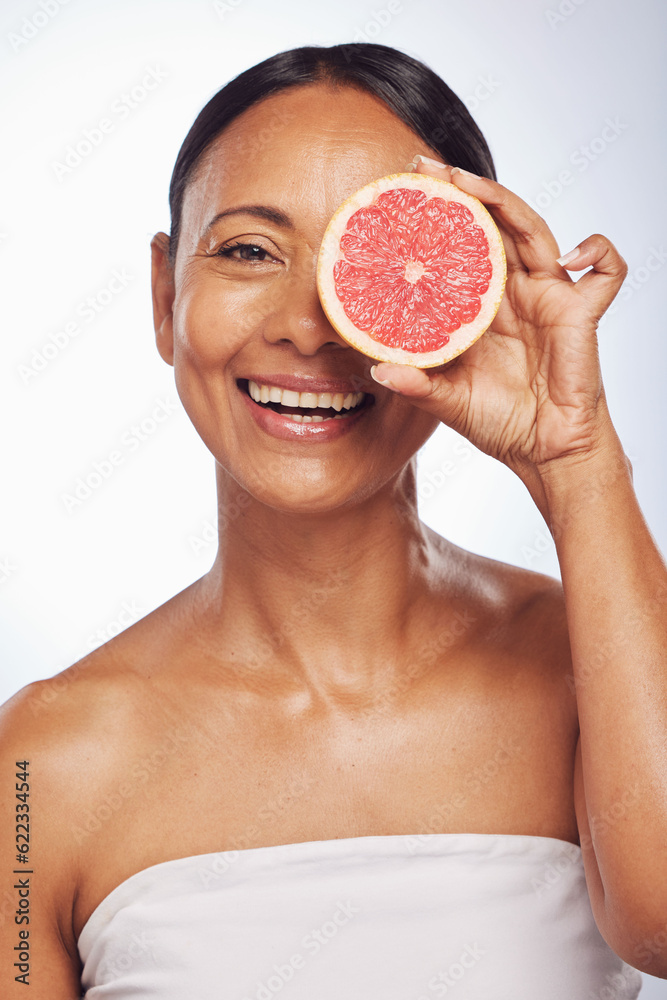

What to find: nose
left=261, top=263, right=348, bottom=355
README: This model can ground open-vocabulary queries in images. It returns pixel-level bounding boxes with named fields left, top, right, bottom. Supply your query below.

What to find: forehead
left=179, top=83, right=433, bottom=244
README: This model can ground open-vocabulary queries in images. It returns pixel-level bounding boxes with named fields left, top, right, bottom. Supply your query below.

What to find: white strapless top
left=77, top=832, right=643, bottom=998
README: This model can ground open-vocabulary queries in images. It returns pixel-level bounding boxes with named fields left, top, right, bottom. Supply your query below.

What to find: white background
left=1, top=0, right=666, bottom=992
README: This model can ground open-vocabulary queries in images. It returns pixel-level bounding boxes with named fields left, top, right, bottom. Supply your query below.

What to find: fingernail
left=451, top=166, right=481, bottom=179
left=413, top=154, right=449, bottom=169
left=557, top=247, right=580, bottom=266
left=370, top=364, right=397, bottom=390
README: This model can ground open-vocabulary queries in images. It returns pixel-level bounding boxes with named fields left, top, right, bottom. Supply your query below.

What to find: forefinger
left=449, top=167, right=564, bottom=276
left=413, top=160, right=563, bottom=277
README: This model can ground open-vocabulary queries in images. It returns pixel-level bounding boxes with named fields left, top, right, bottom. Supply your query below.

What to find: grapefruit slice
left=317, top=172, right=507, bottom=368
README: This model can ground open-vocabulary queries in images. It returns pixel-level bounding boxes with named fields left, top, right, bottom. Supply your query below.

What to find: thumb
left=557, top=234, right=628, bottom=318
left=370, top=362, right=466, bottom=426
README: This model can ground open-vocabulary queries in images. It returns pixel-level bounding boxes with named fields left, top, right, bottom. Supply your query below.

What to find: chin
left=238, top=474, right=379, bottom=518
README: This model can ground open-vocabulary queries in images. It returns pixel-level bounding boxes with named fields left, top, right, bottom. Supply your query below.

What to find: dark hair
left=167, top=43, right=497, bottom=264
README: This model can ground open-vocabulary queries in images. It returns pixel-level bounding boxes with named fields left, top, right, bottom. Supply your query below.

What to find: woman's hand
left=371, top=158, right=628, bottom=482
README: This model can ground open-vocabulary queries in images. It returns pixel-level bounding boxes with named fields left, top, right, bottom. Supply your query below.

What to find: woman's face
left=152, top=83, right=443, bottom=513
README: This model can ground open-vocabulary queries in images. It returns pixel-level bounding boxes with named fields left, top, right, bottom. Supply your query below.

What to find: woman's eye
left=216, top=242, right=274, bottom=262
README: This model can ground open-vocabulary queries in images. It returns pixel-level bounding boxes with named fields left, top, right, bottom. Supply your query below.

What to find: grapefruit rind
left=316, top=172, right=507, bottom=368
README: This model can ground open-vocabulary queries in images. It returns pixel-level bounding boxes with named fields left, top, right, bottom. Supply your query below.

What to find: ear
left=151, top=232, right=175, bottom=366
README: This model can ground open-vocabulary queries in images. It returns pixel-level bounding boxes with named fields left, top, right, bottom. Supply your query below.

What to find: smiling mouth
left=238, top=379, right=374, bottom=423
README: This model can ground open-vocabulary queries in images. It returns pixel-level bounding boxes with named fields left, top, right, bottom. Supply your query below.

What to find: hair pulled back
left=168, top=43, right=497, bottom=263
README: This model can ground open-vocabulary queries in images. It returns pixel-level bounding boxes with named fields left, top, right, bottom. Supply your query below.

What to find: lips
left=238, top=375, right=374, bottom=440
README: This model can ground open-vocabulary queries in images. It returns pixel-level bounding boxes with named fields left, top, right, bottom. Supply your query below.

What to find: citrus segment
left=317, top=173, right=507, bottom=368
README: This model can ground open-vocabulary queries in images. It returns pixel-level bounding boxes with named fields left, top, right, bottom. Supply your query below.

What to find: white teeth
left=285, top=411, right=339, bottom=423
left=247, top=380, right=365, bottom=413
left=280, top=389, right=301, bottom=407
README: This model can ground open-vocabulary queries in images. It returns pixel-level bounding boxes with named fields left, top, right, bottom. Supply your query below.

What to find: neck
left=193, top=462, right=460, bottom=698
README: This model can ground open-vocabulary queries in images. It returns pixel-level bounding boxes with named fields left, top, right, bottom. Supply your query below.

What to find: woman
left=1, top=43, right=665, bottom=998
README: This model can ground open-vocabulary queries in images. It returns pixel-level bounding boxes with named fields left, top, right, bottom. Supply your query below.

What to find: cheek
left=167, top=281, right=242, bottom=455
left=387, top=399, right=440, bottom=455
left=171, top=273, right=268, bottom=368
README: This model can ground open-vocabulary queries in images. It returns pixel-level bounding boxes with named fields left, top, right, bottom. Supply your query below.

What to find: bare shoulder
left=2, top=639, right=149, bottom=749
left=0, top=663, right=106, bottom=986
left=432, top=532, right=573, bottom=682
left=457, top=536, right=565, bottom=624
left=2, top=573, right=214, bottom=776
left=484, top=550, right=566, bottom=627
left=0, top=653, right=142, bottom=848
left=3, top=642, right=154, bottom=887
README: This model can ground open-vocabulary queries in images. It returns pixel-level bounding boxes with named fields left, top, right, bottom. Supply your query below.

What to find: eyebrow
left=203, top=205, right=294, bottom=234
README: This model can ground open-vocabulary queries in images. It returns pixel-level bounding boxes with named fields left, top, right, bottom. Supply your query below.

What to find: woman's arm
left=0, top=687, right=84, bottom=997
left=536, top=428, right=667, bottom=977
left=370, top=159, right=667, bottom=976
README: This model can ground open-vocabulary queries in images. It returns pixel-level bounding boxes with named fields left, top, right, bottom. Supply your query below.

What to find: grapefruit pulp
left=316, top=172, right=507, bottom=368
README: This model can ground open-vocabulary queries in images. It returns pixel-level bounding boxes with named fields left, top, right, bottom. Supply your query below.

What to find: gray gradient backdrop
left=1, top=0, right=665, bottom=993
